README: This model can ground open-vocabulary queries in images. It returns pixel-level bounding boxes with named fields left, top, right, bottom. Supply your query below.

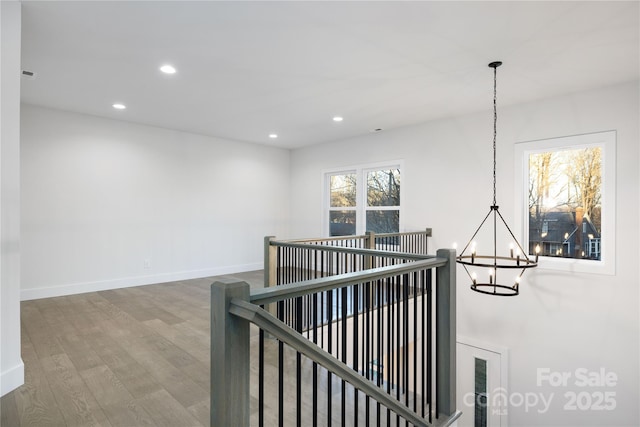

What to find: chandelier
left=456, top=61, right=538, bottom=296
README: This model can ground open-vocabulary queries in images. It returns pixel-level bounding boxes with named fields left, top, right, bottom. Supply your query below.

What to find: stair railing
left=211, top=246, right=459, bottom=427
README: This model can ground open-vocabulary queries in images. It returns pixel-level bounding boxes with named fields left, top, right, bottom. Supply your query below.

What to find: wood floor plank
left=186, top=400, right=210, bottom=426
left=140, top=332, right=200, bottom=370
left=89, top=299, right=155, bottom=340
left=58, top=333, right=104, bottom=372
left=87, top=335, right=162, bottom=399
left=142, top=318, right=210, bottom=363
left=32, top=298, right=79, bottom=337
left=11, top=331, right=67, bottom=426
left=142, top=305, right=184, bottom=325
left=79, top=365, right=156, bottom=427
left=55, top=295, right=107, bottom=338
left=20, top=304, right=66, bottom=360
left=118, top=334, right=208, bottom=409
left=179, top=361, right=210, bottom=392
left=1, top=389, right=20, bottom=427
left=40, top=353, right=113, bottom=427
left=136, top=389, right=203, bottom=427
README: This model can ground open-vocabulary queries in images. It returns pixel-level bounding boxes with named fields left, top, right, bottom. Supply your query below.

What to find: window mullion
left=357, top=168, right=366, bottom=235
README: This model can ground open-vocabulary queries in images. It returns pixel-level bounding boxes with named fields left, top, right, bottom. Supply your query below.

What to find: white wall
left=0, top=0, right=24, bottom=396
left=21, top=105, right=290, bottom=300
left=290, top=81, right=639, bottom=426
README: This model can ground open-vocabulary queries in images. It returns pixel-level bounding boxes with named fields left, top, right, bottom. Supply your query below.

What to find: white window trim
left=514, top=131, right=616, bottom=275
left=323, top=160, right=404, bottom=237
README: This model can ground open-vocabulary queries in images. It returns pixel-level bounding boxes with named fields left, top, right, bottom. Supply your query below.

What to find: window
left=589, top=238, right=601, bottom=259
left=326, top=163, right=402, bottom=236
left=366, top=168, right=401, bottom=234
left=328, top=173, right=357, bottom=236
left=474, top=358, right=488, bottom=427
left=515, top=131, right=615, bottom=274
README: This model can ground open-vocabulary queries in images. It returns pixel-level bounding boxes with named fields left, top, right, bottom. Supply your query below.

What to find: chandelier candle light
left=456, top=61, right=538, bottom=296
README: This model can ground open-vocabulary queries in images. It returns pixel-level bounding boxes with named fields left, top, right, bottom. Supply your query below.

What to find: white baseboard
left=1, top=360, right=24, bottom=396
left=20, top=262, right=263, bottom=301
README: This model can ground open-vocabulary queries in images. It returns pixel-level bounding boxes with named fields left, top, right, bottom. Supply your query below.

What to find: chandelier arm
left=493, top=207, right=497, bottom=269
left=462, top=263, right=473, bottom=281
left=459, top=208, right=493, bottom=255
left=495, top=208, right=534, bottom=261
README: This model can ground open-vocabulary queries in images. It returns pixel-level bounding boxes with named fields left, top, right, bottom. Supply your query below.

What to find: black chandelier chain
left=492, top=63, right=498, bottom=207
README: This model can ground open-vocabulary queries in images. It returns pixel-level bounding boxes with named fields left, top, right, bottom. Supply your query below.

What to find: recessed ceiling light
left=269, top=134, right=278, bottom=139
left=112, top=103, right=126, bottom=110
left=333, top=116, right=344, bottom=122
left=160, top=64, right=177, bottom=74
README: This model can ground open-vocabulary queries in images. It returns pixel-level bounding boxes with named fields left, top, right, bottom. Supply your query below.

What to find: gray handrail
left=275, top=228, right=432, bottom=244
left=374, top=228, right=432, bottom=238
left=229, top=298, right=461, bottom=427
left=251, top=257, right=445, bottom=306
left=274, top=235, right=368, bottom=244
left=268, top=240, right=435, bottom=260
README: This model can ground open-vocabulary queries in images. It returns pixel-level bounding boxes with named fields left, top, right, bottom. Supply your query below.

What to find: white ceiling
left=20, top=1, right=639, bottom=149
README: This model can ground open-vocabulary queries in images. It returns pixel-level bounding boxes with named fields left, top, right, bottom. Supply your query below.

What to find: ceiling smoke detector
left=21, top=70, right=36, bottom=80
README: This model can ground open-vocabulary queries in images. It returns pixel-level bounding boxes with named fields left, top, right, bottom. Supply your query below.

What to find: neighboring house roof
left=530, top=210, right=600, bottom=244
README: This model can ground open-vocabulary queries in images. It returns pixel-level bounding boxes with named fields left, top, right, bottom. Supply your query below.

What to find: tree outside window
left=528, top=146, right=602, bottom=260
left=329, top=173, right=357, bottom=236
left=366, top=169, right=400, bottom=234
left=327, top=166, right=401, bottom=236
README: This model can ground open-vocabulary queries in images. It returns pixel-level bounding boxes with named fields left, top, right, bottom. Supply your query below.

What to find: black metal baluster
left=421, top=270, right=426, bottom=418
left=396, top=275, right=401, bottom=426
left=435, top=265, right=439, bottom=420
left=327, top=288, right=333, bottom=426
left=427, top=269, right=433, bottom=424
left=404, top=273, right=409, bottom=427
left=321, top=251, right=325, bottom=350
left=313, top=291, right=318, bottom=427
left=376, top=278, right=382, bottom=426
left=389, top=274, right=394, bottom=393
left=296, top=296, right=303, bottom=427
left=278, top=300, right=284, bottom=427
left=353, top=282, right=359, bottom=426
left=341, top=285, right=347, bottom=427
left=413, top=271, right=418, bottom=415
left=259, top=325, right=264, bottom=427
left=365, top=281, right=370, bottom=426
left=425, top=231, right=429, bottom=253
left=386, top=277, right=392, bottom=427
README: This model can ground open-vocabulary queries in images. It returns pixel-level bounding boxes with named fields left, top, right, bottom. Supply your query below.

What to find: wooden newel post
left=365, top=231, right=376, bottom=250
left=264, top=236, right=277, bottom=289
left=436, top=248, right=457, bottom=417
left=365, top=231, right=376, bottom=270
left=264, top=236, right=277, bottom=317
left=211, top=280, right=250, bottom=427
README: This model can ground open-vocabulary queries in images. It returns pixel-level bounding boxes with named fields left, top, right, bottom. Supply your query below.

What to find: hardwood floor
left=1, top=271, right=265, bottom=427
left=1, top=271, right=422, bottom=427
